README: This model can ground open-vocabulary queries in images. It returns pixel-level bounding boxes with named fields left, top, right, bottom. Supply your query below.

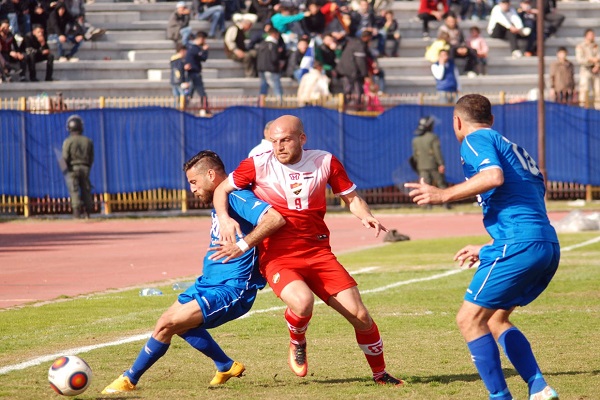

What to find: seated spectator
left=549, top=46, right=574, bottom=104
left=286, top=35, right=309, bottom=81
left=29, top=0, right=49, bottom=32
left=517, top=0, right=537, bottom=56
left=167, top=2, right=192, bottom=47
left=297, top=60, right=331, bottom=105
left=6, top=0, right=31, bottom=37
left=425, top=30, right=450, bottom=63
left=543, top=0, right=564, bottom=38
left=270, top=5, right=309, bottom=50
left=431, top=48, right=458, bottom=104
left=60, top=0, right=106, bottom=42
left=466, top=26, right=488, bottom=75
left=303, top=0, right=326, bottom=35
left=418, top=0, right=448, bottom=40
left=376, top=10, right=400, bottom=57
left=437, top=12, right=477, bottom=76
left=0, top=18, right=26, bottom=82
left=257, top=26, right=285, bottom=104
left=248, top=0, right=279, bottom=25
left=470, top=0, right=491, bottom=21
left=487, top=0, right=528, bottom=58
left=449, top=0, right=470, bottom=22
left=47, top=3, right=83, bottom=62
left=23, top=24, right=54, bottom=81
left=355, top=0, right=386, bottom=56
left=323, top=4, right=349, bottom=42
left=192, top=0, right=225, bottom=39
left=170, top=43, right=189, bottom=103
left=224, top=13, right=258, bottom=77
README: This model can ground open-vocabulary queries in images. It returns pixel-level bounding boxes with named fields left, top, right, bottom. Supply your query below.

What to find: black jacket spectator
left=248, top=0, right=279, bottom=24
left=46, top=4, right=74, bottom=36
left=185, top=41, right=208, bottom=73
left=257, top=34, right=282, bottom=73
left=336, top=35, right=369, bottom=80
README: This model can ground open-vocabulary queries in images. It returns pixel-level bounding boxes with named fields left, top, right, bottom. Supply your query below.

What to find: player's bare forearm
left=343, top=191, right=388, bottom=236
left=209, top=208, right=285, bottom=262
left=405, top=168, right=503, bottom=205
left=213, top=179, right=241, bottom=242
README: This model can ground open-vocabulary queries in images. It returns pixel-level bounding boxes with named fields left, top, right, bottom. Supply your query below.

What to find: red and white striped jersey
left=229, top=149, right=356, bottom=250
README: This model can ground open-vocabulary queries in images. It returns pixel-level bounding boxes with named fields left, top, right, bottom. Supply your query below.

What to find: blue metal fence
left=1, top=102, right=598, bottom=200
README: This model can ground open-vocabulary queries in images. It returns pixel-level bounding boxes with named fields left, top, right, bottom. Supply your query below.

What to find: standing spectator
left=411, top=115, right=449, bottom=209
left=431, top=49, right=459, bottom=104
left=438, top=13, right=477, bottom=77
left=417, top=0, right=448, bottom=40
left=257, top=26, right=284, bottom=104
left=466, top=26, right=488, bottom=75
left=376, top=10, right=400, bottom=58
left=0, top=18, right=26, bottom=82
left=549, top=46, right=574, bottom=104
left=297, top=60, right=331, bottom=105
left=516, top=0, right=537, bottom=56
left=62, top=115, right=94, bottom=219
left=405, top=93, right=560, bottom=400
left=302, top=0, right=326, bottom=36
left=23, top=24, right=53, bottom=81
left=170, top=43, right=189, bottom=104
left=224, top=13, right=257, bottom=78
left=47, top=3, right=83, bottom=62
left=192, top=0, right=225, bottom=39
left=542, top=0, right=564, bottom=38
left=575, top=29, right=600, bottom=109
left=185, top=31, right=209, bottom=111
left=167, top=1, right=192, bottom=47
left=6, top=0, right=30, bottom=37
left=487, top=0, right=527, bottom=59
left=335, top=30, right=371, bottom=107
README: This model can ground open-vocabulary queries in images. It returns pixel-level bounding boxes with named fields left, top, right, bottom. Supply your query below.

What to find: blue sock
left=467, top=333, right=511, bottom=400
left=124, top=336, right=170, bottom=385
left=498, top=327, right=547, bottom=394
left=180, top=327, right=233, bottom=372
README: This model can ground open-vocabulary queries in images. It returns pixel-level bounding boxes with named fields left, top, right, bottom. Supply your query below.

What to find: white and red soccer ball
left=48, top=355, right=92, bottom=396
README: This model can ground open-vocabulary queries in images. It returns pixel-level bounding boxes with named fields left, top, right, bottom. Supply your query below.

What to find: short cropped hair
left=455, top=94, right=493, bottom=125
left=183, top=150, right=225, bottom=174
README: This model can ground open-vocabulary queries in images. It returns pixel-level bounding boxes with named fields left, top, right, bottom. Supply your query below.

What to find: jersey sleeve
left=228, top=190, right=271, bottom=227
left=328, top=155, right=357, bottom=195
left=229, top=157, right=256, bottom=189
left=461, top=132, right=502, bottom=174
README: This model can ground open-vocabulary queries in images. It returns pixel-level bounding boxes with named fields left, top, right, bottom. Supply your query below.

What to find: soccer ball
left=48, top=356, right=92, bottom=396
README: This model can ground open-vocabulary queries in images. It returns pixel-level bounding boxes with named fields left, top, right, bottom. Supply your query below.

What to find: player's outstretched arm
left=405, top=168, right=504, bottom=205
left=209, top=207, right=285, bottom=262
left=341, top=190, right=388, bottom=237
left=213, top=179, right=243, bottom=243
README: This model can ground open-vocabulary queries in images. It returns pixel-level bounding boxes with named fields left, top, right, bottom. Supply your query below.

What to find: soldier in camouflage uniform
left=62, top=115, right=94, bottom=218
left=411, top=116, right=451, bottom=208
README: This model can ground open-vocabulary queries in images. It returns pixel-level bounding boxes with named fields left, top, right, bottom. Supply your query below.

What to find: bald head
left=269, top=115, right=307, bottom=164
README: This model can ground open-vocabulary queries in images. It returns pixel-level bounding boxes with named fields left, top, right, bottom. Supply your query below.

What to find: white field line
left=0, top=267, right=452, bottom=375
left=561, top=235, right=600, bottom=252
left=2, top=235, right=597, bottom=376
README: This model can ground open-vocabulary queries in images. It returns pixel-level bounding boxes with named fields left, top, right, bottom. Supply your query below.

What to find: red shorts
left=260, top=246, right=357, bottom=302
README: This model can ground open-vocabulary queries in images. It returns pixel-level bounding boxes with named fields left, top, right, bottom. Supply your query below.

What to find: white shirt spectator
left=487, top=4, right=523, bottom=35
left=248, top=139, right=273, bottom=157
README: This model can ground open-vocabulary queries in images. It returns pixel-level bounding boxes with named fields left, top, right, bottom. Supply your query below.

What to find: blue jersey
left=202, top=190, right=270, bottom=290
left=460, top=128, right=558, bottom=245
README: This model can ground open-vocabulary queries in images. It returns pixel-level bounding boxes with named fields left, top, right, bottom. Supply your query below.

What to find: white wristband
left=236, top=239, right=249, bottom=252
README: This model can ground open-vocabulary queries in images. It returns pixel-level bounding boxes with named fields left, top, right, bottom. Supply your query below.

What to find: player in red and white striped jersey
left=213, top=115, right=403, bottom=386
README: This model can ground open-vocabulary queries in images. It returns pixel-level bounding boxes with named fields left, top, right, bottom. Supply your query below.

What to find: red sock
left=355, top=321, right=386, bottom=378
left=284, top=308, right=311, bottom=345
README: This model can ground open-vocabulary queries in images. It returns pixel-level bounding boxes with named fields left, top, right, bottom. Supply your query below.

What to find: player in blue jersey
left=102, top=150, right=285, bottom=394
left=405, top=94, right=560, bottom=400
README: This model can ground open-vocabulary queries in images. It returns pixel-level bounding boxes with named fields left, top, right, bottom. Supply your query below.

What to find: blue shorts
left=178, top=278, right=258, bottom=330
left=465, top=241, right=560, bottom=310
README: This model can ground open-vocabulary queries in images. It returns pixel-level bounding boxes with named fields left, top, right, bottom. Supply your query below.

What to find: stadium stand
left=0, top=0, right=599, bottom=100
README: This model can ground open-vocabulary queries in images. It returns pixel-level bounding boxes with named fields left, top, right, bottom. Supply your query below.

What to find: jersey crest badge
left=289, top=173, right=300, bottom=180
left=290, top=182, right=302, bottom=195
left=273, top=272, right=280, bottom=284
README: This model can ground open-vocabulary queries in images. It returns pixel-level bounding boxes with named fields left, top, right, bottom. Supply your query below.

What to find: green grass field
left=1, top=233, right=599, bottom=399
